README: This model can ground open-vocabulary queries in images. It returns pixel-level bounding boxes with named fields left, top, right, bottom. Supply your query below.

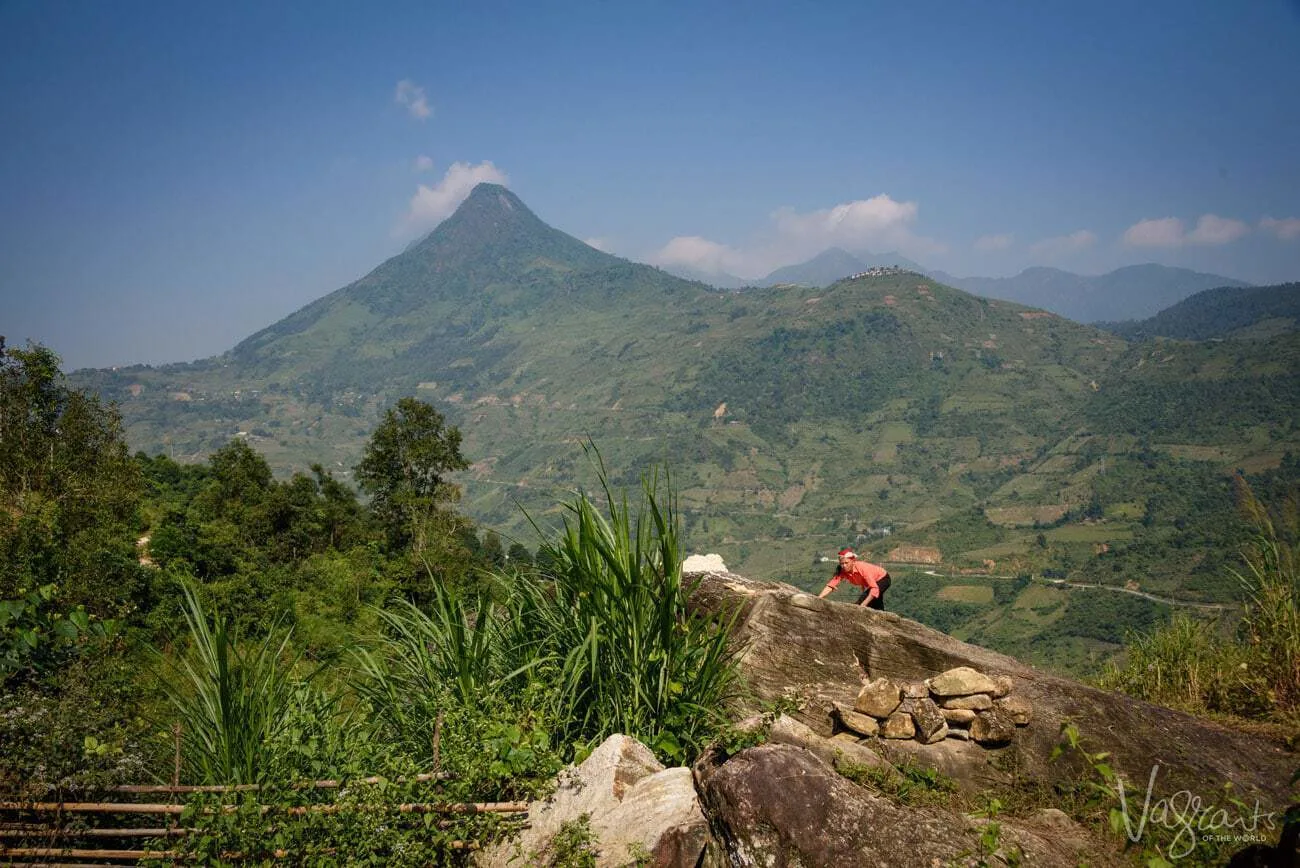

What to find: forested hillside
left=1100, top=281, right=1300, bottom=341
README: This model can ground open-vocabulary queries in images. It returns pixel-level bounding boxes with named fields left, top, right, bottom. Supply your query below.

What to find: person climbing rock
left=817, top=548, right=891, bottom=610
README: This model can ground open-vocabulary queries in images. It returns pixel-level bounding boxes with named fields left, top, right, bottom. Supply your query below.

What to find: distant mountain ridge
left=663, top=250, right=1247, bottom=325
left=662, top=247, right=927, bottom=291
left=758, top=247, right=927, bottom=287
left=658, top=263, right=749, bottom=289
left=928, top=264, right=1249, bottom=324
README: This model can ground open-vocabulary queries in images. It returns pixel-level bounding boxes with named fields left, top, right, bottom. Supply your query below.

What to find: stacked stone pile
left=833, top=666, right=1032, bottom=747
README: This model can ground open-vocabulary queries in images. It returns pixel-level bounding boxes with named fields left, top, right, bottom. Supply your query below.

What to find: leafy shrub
left=1, top=583, right=120, bottom=686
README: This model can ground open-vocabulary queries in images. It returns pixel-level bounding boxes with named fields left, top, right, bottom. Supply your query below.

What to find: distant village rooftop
left=848, top=266, right=917, bottom=280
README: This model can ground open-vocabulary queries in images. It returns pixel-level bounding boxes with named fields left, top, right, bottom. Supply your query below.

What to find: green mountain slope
left=1099, top=282, right=1300, bottom=341
left=71, top=184, right=1300, bottom=676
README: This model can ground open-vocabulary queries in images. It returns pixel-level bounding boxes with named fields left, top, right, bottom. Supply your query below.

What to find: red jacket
left=828, top=560, right=888, bottom=595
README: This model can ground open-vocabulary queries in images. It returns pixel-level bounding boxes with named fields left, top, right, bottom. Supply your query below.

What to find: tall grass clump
left=1101, top=476, right=1299, bottom=725
left=159, top=583, right=303, bottom=784
left=521, top=451, right=741, bottom=760
left=1233, top=475, right=1300, bottom=716
left=355, top=449, right=742, bottom=765
left=1097, top=613, right=1265, bottom=716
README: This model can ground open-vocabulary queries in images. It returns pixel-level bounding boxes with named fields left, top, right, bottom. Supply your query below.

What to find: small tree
left=354, top=398, right=469, bottom=555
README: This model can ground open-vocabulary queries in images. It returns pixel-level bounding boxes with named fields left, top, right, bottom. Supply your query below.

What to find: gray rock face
left=928, top=666, right=999, bottom=697
left=685, top=569, right=1293, bottom=808
left=477, top=734, right=707, bottom=868
left=694, top=743, right=977, bottom=866
left=694, top=743, right=1127, bottom=867
left=854, top=677, right=902, bottom=718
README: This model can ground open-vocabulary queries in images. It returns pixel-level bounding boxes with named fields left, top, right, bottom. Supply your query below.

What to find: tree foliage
left=0, top=340, right=144, bottom=616
left=355, top=397, right=469, bottom=553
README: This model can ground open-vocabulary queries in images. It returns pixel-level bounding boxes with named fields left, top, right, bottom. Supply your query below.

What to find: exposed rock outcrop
left=685, top=569, right=1293, bottom=808
left=694, top=742, right=1126, bottom=867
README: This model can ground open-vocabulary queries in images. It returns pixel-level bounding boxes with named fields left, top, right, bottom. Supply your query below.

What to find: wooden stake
left=433, top=710, right=444, bottom=773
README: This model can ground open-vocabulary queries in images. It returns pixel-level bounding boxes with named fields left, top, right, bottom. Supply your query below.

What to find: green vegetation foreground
left=1, top=342, right=739, bottom=863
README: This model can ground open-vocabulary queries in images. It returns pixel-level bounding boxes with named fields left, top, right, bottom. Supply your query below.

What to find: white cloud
left=584, top=237, right=611, bottom=252
left=653, top=236, right=747, bottom=275
left=402, top=160, right=508, bottom=235
left=413, top=154, right=434, bottom=172
left=973, top=233, right=1014, bottom=252
left=395, top=79, right=432, bottom=120
left=1187, top=214, right=1250, bottom=245
left=650, top=193, right=945, bottom=278
left=1123, top=217, right=1185, bottom=248
left=1260, top=216, right=1300, bottom=241
left=1124, top=214, right=1251, bottom=247
left=1030, top=229, right=1097, bottom=259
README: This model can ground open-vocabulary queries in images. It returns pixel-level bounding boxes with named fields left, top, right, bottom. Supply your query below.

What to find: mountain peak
left=461, top=182, right=521, bottom=210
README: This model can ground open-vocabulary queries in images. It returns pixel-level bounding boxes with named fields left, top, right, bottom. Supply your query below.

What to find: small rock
left=971, top=708, right=1016, bottom=746
left=991, top=675, right=1015, bottom=698
left=881, top=712, right=916, bottom=739
left=995, top=695, right=1033, bottom=726
left=789, top=593, right=828, bottom=612
left=927, top=666, right=998, bottom=697
left=902, top=681, right=929, bottom=699
left=941, top=707, right=976, bottom=725
left=682, top=553, right=728, bottom=572
left=939, top=693, right=993, bottom=711
left=855, top=678, right=902, bottom=719
left=946, top=727, right=971, bottom=741
left=910, top=697, right=948, bottom=744
left=832, top=731, right=866, bottom=745
left=833, top=703, right=881, bottom=737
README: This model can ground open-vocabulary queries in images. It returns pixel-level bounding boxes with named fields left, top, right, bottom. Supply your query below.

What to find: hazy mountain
left=1098, top=282, right=1300, bottom=341
left=658, top=263, right=749, bottom=289
left=929, top=264, right=1249, bottom=324
left=758, top=248, right=926, bottom=287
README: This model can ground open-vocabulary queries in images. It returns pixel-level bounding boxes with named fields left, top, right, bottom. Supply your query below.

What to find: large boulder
left=477, top=734, right=708, bottom=868
left=685, top=569, right=1294, bottom=809
left=694, top=742, right=1126, bottom=867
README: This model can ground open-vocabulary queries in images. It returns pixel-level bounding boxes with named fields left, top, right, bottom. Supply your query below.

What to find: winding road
left=917, top=569, right=1230, bottom=611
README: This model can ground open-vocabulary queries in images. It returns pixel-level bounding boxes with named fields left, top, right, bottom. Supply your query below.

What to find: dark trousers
left=855, top=574, right=890, bottom=610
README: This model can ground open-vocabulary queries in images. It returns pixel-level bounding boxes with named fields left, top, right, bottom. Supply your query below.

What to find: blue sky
left=2, top=0, right=1299, bottom=370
